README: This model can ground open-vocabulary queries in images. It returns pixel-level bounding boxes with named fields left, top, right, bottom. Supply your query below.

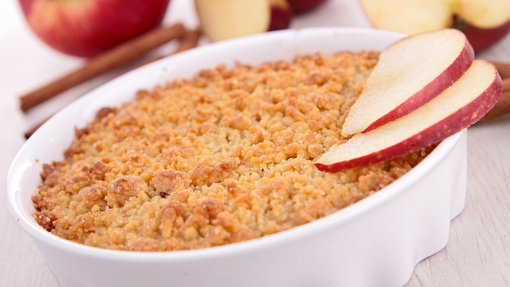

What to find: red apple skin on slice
left=342, top=29, right=475, bottom=136
left=316, top=60, right=502, bottom=173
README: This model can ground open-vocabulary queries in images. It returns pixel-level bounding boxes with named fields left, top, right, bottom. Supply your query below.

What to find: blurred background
left=1, top=0, right=509, bottom=286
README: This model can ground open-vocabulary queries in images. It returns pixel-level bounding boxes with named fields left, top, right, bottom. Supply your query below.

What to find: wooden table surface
left=1, top=0, right=509, bottom=286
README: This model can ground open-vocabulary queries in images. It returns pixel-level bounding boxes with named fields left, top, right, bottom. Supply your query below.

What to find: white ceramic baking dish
left=6, top=27, right=467, bottom=287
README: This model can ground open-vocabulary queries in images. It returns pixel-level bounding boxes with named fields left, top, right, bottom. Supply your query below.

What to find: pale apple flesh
left=360, top=0, right=453, bottom=35
left=19, top=0, right=170, bottom=58
left=341, top=29, right=474, bottom=137
left=195, top=0, right=292, bottom=42
left=315, top=60, right=502, bottom=173
left=195, top=0, right=270, bottom=42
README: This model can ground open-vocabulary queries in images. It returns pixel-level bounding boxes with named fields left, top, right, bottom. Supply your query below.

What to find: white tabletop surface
left=1, top=0, right=509, bottom=286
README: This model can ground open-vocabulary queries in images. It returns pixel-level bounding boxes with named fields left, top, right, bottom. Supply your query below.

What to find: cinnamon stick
left=174, top=29, right=201, bottom=54
left=493, top=61, right=510, bottom=79
left=24, top=117, right=49, bottom=139
left=126, top=29, right=201, bottom=72
left=24, top=29, right=201, bottom=139
left=20, top=23, right=185, bottom=112
left=503, top=76, right=510, bottom=92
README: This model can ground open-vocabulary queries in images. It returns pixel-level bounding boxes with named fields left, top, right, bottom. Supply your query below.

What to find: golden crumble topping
left=32, top=51, right=434, bottom=251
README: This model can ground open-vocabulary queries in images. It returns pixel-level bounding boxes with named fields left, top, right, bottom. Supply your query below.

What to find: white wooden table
left=1, top=0, right=509, bottom=286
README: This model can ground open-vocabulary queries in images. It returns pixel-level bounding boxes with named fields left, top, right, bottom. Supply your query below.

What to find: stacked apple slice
left=315, top=29, right=502, bottom=173
left=341, top=29, right=474, bottom=136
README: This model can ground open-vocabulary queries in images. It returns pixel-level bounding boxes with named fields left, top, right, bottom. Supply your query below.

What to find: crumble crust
left=32, top=51, right=434, bottom=251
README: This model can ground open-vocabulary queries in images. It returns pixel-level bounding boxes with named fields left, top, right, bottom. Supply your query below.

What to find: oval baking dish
left=6, top=27, right=466, bottom=287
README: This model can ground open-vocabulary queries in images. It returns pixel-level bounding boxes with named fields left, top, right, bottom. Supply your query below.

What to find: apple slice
left=454, top=20, right=510, bottom=53
left=315, top=60, right=502, bottom=173
left=359, top=0, right=510, bottom=53
left=454, top=0, right=510, bottom=52
left=195, top=0, right=270, bottom=42
left=341, top=29, right=474, bottom=137
left=195, top=0, right=292, bottom=42
left=456, top=0, right=510, bottom=29
left=360, top=0, right=454, bottom=35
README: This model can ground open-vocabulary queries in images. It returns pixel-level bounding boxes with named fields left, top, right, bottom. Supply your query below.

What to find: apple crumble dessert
left=32, top=51, right=434, bottom=251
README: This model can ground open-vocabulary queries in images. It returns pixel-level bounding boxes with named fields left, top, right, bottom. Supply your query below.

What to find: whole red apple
left=19, top=0, right=170, bottom=58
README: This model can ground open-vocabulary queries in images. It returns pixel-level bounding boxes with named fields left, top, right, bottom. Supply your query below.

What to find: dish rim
left=6, top=27, right=464, bottom=261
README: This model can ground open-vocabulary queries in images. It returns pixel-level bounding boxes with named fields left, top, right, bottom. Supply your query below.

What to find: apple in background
left=342, top=29, right=474, bottom=136
left=195, top=0, right=292, bottom=42
left=316, top=60, right=502, bottom=173
left=287, top=0, right=327, bottom=14
left=18, top=0, right=170, bottom=58
left=452, top=0, right=510, bottom=52
left=359, top=0, right=510, bottom=53
left=359, top=0, right=453, bottom=35
left=269, top=0, right=293, bottom=31
left=453, top=20, right=510, bottom=53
